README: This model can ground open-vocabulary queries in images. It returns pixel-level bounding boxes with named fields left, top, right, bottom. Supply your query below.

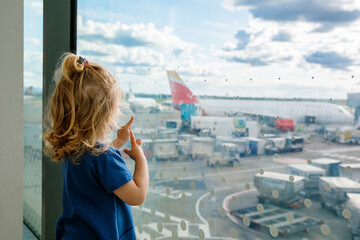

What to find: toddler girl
left=44, top=53, right=148, bottom=240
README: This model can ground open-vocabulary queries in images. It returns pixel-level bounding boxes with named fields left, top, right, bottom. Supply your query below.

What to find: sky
left=25, top=0, right=360, bottom=99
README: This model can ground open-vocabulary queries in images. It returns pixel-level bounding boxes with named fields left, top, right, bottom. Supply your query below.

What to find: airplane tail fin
left=166, top=71, right=199, bottom=104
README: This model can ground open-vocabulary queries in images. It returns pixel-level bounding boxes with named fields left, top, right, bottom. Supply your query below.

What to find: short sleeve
left=96, top=147, right=133, bottom=193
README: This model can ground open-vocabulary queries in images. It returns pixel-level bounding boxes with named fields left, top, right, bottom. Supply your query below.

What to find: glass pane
left=77, top=1, right=359, bottom=239
left=23, top=0, right=43, bottom=237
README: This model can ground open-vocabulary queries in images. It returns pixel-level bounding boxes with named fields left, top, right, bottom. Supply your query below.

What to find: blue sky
left=25, top=0, right=360, bottom=99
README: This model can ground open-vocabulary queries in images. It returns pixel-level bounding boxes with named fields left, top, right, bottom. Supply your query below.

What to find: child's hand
left=123, top=130, right=145, bottom=160
left=111, top=115, right=134, bottom=149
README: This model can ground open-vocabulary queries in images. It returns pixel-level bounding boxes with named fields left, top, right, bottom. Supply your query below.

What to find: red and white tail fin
left=167, top=71, right=199, bottom=104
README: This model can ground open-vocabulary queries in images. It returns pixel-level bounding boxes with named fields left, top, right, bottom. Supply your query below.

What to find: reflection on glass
left=78, top=0, right=360, bottom=239
left=24, top=0, right=43, bottom=237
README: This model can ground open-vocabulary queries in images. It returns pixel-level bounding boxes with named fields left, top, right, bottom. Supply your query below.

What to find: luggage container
left=254, top=172, right=305, bottom=207
left=190, top=116, right=260, bottom=138
left=285, top=136, right=304, bottom=152
left=207, top=143, right=240, bottom=167
left=312, top=158, right=342, bottom=176
left=156, top=127, right=179, bottom=139
left=166, top=119, right=181, bottom=130
left=275, top=119, right=295, bottom=131
left=319, top=177, right=360, bottom=215
left=264, top=137, right=286, bottom=154
left=133, top=127, right=156, bottom=140
left=215, top=136, right=247, bottom=156
left=191, top=137, right=215, bottom=159
left=177, top=134, right=196, bottom=155
left=339, top=164, right=360, bottom=182
left=286, top=164, right=325, bottom=197
left=141, top=139, right=154, bottom=160
left=153, top=139, right=178, bottom=161
left=231, top=205, right=323, bottom=236
left=345, top=193, right=360, bottom=239
left=246, top=137, right=267, bottom=155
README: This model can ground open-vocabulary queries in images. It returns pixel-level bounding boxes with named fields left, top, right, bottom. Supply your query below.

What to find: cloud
left=76, top=15, right=226, bottom=85
left=25, top=37, right=41, bottom=46
left=78, top=40, right=165, bottom=67
left=76, top=16, right=202, bottom=71
left=234, top=30, right=251, bottom=49
left=304, top=51, right=353, bottom=70
left=24, top=51, right=42, bottom=88
left=222, top=0, right=360, bottom=31
left=272, top=31, right=292, bottom=42
left=217, top=4, right=360, bottom=71
left=78, top=16, right=195, bottom=52
left=30, top=2, right=43, bottom=15
left=228, top=56, right=270, bottom=66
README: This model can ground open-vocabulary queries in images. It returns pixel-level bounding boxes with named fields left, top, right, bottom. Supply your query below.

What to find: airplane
left=127, top=83, right=161, bottom=113
left=166, top=71, right=354, bottom=130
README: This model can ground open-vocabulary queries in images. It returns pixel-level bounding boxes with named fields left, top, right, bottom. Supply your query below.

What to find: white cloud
left=78, top=16, right=195, bottom=52
left=217, top=15, right=360, bottom=72
left=78, top=40, right=165, bottom=67
left=26, top=37, right=41, bottom=46
left=77, top=15, right=223, bottom=85
left=30, top=2, right=43, bottom=15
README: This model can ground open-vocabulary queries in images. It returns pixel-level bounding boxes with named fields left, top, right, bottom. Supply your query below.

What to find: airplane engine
left=305, top=116, right=316, bottom=124
left=275, top=119, right=295, bottom=131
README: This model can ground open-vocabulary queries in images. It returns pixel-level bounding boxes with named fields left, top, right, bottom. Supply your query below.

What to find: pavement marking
left=149, top=186, right=192, bottom=200
left=156, top=165, right=284, bottom=183
left=319, top=152, right=360, bottom=162
left=135, top=206, right=233, bottom=239
left=194, top=187, right=241, bottom=239
left=316, top=146, right=360, bottom=153
left=223, top=189, right=257, bottom=226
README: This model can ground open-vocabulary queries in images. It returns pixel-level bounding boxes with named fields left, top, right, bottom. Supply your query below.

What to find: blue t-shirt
left=55, top=146, right=136, bottom=240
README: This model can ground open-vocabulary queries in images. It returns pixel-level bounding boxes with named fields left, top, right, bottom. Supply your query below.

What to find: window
left=23, top=0, right=43, bottom=237
left=77, top=1, right=358, bottom=239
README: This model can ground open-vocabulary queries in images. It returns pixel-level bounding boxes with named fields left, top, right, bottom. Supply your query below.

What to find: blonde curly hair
left=43, top=53, right=125, bottom=163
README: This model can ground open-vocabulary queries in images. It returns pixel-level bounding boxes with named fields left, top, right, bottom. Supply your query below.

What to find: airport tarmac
left=23, top=97, right=360, bottom=239
left=123, top=111, right=360, bottom=240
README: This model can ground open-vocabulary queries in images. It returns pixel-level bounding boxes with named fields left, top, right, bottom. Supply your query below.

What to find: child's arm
left=113, top=130, right=149, bottom=206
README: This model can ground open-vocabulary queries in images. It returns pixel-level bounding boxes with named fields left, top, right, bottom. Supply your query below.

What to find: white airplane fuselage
left=199, top=98, right=353, bottom=125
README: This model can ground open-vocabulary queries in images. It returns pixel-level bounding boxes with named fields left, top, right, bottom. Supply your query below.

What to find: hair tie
left=78, top=56, right=89, bottom=69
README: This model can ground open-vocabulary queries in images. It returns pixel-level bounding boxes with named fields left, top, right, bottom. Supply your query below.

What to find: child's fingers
left=129, top=129, right=136, bottom=145
left=125, top=115, right=134, bottom=128
left=136, top=139, right=142, bottom=145
left=123, top=148, right=130, bottom=154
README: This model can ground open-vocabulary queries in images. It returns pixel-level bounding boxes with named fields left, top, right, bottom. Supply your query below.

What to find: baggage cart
left=246, top=137, right=267, bottom=155
left=345, top=193, right=360, bottom=240
left=133, top=127, right=156, bottom=140
left=156, top=127, right=179, bottom=139
left=254, top=172, right=305, bottom=208
left=207, top=143, right=240, bottom=167
left=312, top=158, right=342, bottom=176
left=231, top=205, right=323, bottom=236
left=285, top=136, right=304, bottom=152
left=215, top=136, right=247, bottom=156
left=177, top=134, right=196, bottom=155
left=319, top=177, right=360, bottom=216
left=153, top=139, right=178, bottom=161
left=265, top=137, right=286, bottom=154
left=340, top=164, right=360, bottom=182
left=286, top=164, right=326, bottom=198
left=191, top=137, right=215, bottom=160
left=141, top=139, right=154, bottom=160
